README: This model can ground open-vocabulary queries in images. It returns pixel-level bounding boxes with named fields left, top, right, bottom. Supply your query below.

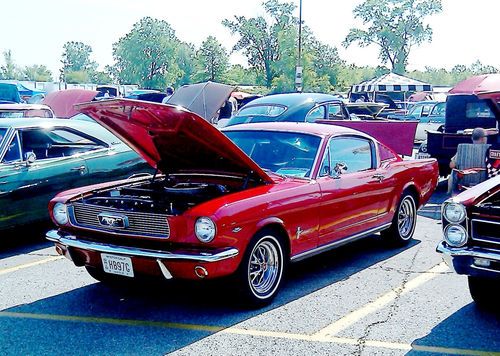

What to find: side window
left=378, top=142, right=396, bottom=162
left=2, top=133, right=21, bottom=163
left=20, top=128, right=105, bottom=160
left=319, top=148, right=330, bottom=176
left=421, top=105, right=432, bottom=117
left=305, top=106, right=326, bottom=122
left=330, top=137, right=373, bottom=173
left=327, top=104, right=343, bottom=119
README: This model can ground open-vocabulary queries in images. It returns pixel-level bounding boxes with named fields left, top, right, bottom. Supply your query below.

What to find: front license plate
left=101, top=253, right=134, bottom=277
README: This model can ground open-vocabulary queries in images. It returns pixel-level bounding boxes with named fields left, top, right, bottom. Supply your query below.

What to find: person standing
left=162, top=87, right=174, bottom=104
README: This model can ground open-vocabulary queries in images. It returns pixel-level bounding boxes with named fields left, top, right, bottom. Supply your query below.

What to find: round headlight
left=53, top=203, right=68, bottom=225
left=444, top=224, right=468, bottom=247
left=195, top=217, right=216, bottom=243
left=443, top=202, right=466, bottom=223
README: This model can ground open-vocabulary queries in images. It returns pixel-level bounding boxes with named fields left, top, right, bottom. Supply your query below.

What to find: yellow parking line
left=312, top=262, right=449, bottom=338
left=0, top=311, right=223, bottom=332
left=1, top=311, right=497, bottom=355
left=0, top=256, right=64, bottom=276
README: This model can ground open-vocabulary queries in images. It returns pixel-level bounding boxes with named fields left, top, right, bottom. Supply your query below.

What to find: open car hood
left=318, top=120, right=417, bottom=156
left=76, top=99, right=273, bottom=184
left=43, top=89, right=98, bottom=118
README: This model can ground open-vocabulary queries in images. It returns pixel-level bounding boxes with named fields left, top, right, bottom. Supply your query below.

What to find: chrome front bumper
left=46, top=230, right=239, bottom=263
left=436, top=241, right=500, bottom=277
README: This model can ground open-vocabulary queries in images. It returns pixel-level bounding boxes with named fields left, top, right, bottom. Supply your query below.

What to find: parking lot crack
left=354, top=245, right=422, bottom=356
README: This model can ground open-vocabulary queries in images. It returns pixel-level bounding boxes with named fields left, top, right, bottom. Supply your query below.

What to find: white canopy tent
left=350, top=73, right=432, bottom=95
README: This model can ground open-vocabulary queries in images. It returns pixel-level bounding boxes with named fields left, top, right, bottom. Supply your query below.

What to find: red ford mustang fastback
left=46, top=99, right=439, bottom=305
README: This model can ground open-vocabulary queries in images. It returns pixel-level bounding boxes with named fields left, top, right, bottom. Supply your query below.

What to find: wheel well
left=256, top=224, right=291, bottom=260
left=403, top=185, right=420, bottom=207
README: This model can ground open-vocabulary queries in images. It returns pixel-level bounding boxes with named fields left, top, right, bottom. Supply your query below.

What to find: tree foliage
left=60, top=41, right=97, bottom=82
left=409, top=60, right=499, bottom=86
left=0, top=50, right=21, bottom=80
left=111, top=17, right=183, bottom=88
left=197, top=36, right=229, bottom=82
left=344, top=0, right=442, bottom=74
left=23, top=64, right=53, bottom=82
left=223, top=0, right=297, bottom=88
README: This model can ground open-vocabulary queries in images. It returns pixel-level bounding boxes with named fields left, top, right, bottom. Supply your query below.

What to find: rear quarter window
left=378, top=143, right=396, bottom=162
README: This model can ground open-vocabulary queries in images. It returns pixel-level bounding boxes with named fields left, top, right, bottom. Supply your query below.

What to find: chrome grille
left=70, top=202, right=170, bottom=238
left=471, top=219, right=500, bottom=246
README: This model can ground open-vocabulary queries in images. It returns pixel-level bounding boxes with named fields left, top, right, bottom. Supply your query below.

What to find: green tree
left=470, top=60, right=498, bottom=75
left=224, top=64, right=257, bottom=85
left=65, top=70, right=89, bottom=84
left=22, top=65, right=53, bottom=82
left=91, top=71, right=113, bottom=85
left=175, top=43, right=198, bottom=87
left=0, top=50, right=22, bottom=80
left=112, top=17, right=182, bottom=88
left=223, top=0, right=297, bottom=88
left=60, top=41, right=97, bottom=82
left=344, top=0, right=442, bottom=74
left=197, top=36, right=229, bottom=82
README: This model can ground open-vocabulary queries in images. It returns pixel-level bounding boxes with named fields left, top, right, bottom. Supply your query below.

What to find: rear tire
left=236, top=230, right=286, bottom=307
left=382, top=192, right=417, bottom=246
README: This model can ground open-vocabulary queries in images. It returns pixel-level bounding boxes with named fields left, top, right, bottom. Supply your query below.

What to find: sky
left=0, top=0, right=498, bottom=78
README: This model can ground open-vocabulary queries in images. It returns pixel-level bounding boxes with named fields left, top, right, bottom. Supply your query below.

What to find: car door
left=0, top=129, right=88, bottom=229
left=316, top=136, right=388, bottom=245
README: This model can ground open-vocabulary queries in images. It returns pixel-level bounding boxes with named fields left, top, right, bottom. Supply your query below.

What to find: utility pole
left=295, top=0, right=303, bottom=92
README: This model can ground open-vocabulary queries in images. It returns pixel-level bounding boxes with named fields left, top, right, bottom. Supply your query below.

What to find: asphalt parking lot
left=1, top=183, right=499, bottom=356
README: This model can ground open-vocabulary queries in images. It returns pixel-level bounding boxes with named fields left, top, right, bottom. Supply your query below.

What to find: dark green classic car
left=0, top=117, right=152, bottom=230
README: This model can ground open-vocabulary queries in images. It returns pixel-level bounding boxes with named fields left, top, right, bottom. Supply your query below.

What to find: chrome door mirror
left=333, top=162, right=348, bottom=176
left=24, top=152, right=36, bottom=166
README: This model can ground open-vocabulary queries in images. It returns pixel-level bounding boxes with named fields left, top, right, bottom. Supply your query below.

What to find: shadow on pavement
left=0, top=235, right=419, bottom=355
left=0, top=222, right=52, bottom=259
left=407, top=303, right=500, bottom=355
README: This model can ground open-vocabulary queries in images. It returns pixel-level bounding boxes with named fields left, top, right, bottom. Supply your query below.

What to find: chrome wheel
left=397, top=196, right=416, bottom=240
left=247, top=236, right=283, bottom=299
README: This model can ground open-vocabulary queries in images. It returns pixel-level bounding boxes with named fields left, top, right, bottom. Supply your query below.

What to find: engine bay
left=75, top=176, right=235, bottom=215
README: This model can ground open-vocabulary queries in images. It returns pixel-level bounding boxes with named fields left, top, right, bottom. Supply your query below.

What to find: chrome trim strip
left=291, top=223, right=391, bottom=262
left=68, top=204, right=171, bottom=239
left=46, top=230, right=239, bottom=263
left=471, top=218, right=500, bottom=246
left=470, top=264, right=500, bottom=274
left=436, top=241, right=500, bottom=262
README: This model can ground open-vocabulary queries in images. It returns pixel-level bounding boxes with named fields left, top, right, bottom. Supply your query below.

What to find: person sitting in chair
left=449, top=127, right=488, bottom=170
left=448, top=127, right=489, bottom=194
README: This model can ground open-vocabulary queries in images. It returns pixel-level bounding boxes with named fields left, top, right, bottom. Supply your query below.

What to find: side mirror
left=24, top=152, right=36, bottom=166
left=332, top=162, right=348, bottom=178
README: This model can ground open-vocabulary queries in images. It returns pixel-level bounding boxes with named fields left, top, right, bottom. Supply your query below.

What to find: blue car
left=223, top=93, right=349, bottom=127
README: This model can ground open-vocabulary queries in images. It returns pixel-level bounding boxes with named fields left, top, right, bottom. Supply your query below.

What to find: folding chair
left=448, top=143, right=490, bottom=194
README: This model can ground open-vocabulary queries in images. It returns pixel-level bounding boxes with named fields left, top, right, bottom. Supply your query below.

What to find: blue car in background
left=222, top=93, right=350, bottom=127
left=0, top=83, right=21, bottom=104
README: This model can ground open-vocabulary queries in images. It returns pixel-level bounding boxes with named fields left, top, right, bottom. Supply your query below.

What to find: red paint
left=48, top=100, right=439, bottom=281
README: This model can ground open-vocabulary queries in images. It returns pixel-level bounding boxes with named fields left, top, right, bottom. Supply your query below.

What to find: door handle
left=371, top=174, right=385, bottom=182
left=70, top=165, right=87, bottom=174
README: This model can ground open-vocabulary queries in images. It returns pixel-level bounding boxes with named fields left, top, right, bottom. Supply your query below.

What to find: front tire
left=468, top=276, right=499, bottom=308
left=382, top=192, right=417, bottom=246
left=237, top=230, right=286, bottom=306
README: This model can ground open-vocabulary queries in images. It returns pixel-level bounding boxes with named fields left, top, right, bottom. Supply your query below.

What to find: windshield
left=225, top=130, right=321, bottom=178
left=0, top=109, right=53, bottom=118
left=237, top=104, right=287, bottom=117
left=430, top=102, right=446, bottom=116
